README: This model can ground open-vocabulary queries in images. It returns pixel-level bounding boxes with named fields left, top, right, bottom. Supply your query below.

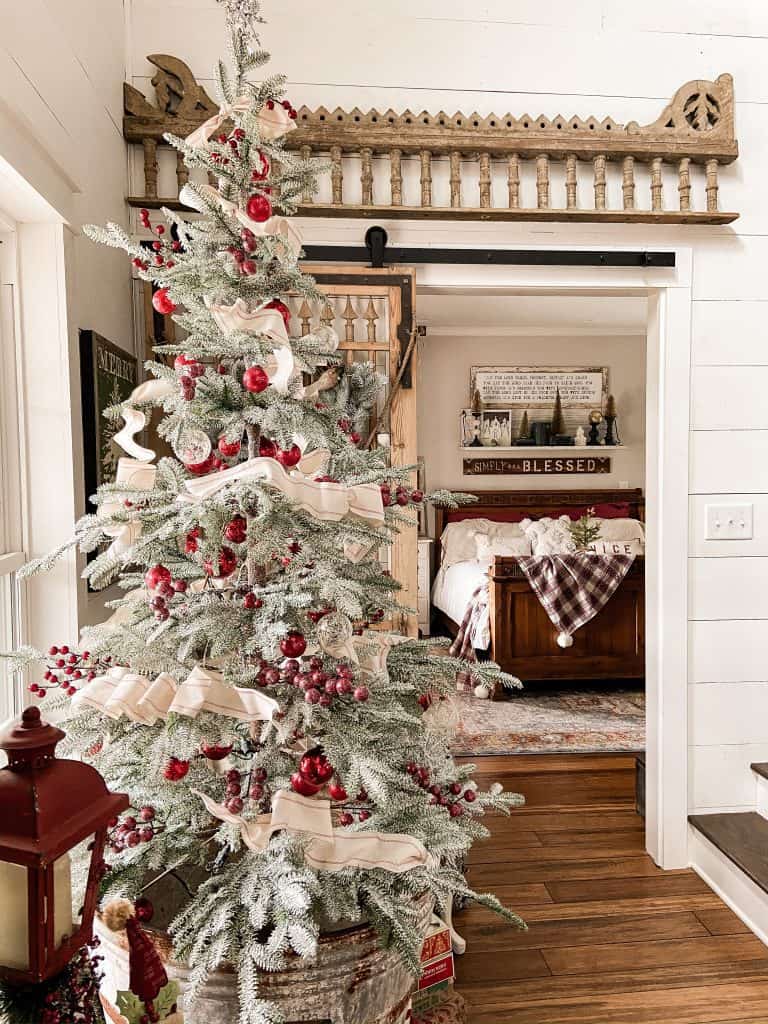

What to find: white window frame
left=0, top=215, right=28, bottom=723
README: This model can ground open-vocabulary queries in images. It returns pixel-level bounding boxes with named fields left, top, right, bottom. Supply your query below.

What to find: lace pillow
left=519, top=516, right=577, bottom=556
left=594, top=518, right=645, bottom=543
left=474, top=533, right=532, bottom=568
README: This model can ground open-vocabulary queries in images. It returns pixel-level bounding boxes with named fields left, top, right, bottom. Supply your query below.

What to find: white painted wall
left=417, top=331, right=646, bottom=493
left=0, top=0, right=133, bottom=642
left=115, top=0, right=768, bottom=821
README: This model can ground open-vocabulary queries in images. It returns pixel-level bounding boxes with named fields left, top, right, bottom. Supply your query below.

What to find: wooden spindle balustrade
left=124, top=61, right=739, bottom=224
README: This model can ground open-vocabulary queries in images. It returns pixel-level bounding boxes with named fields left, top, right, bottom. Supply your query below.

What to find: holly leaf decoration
left=155, top=980, right=181, bottom=1019
left=115, top=990, right=145, bottom=1024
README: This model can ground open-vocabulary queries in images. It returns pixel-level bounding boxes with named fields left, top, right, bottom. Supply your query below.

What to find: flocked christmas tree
left=5, top=3, right=524, bottom=1022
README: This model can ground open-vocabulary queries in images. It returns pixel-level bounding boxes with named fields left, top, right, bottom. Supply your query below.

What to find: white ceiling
left=416, top=291, right=647, bottom=335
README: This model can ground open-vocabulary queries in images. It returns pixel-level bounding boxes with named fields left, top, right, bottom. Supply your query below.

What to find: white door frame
left=296, top=219, right=693, bottom=868
left=412, top=251, right=692, bottom=869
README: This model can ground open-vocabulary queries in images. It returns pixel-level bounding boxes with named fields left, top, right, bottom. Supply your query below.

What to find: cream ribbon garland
left=72, top=664, right=279, bottom=726
left=178, top=455, right=384, bottom=528
left=184, top=94, right=253, bottom=148
left=204, top=297, right=297, bottom=393
left=183, top=94, right=297, bottom=149
left=112, top=380, right=176, bottom=463
left=181, top=184, right=303, bottom=258
left=195, top=787, right=433, bottom=874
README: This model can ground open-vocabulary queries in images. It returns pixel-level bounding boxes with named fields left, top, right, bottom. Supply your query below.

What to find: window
left=0, top=223, right=26, bottom=723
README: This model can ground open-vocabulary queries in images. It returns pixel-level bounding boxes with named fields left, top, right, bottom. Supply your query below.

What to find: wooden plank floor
left=454, top=754, right=768, bottom=1024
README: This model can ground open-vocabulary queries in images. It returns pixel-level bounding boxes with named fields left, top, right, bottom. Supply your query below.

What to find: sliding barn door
left=300, top=266, right=419, bottom=636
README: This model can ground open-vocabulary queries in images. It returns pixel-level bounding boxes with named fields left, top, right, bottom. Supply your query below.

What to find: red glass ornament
left=411, top=489, right=424, bottom=503
left=353, top=685, right=370, bottom=702
left=264, top=298, right=291, bottom=330
left=242, top=365, right=269, bottom=393
left=280, top=630, right=307, bottom=658
left=245, top=193, right=272, bottom=223
left=224, top=515, right=247, bottom=543
left=152, top=287, right=176, bottom=315
left=290, top=771, right=321, bottom=796
left=339, top=812, right=354, bottom=826
left=144, top=565, right=171, bottom=591
left=276, top=444, right=302, bottom=468
left=299, top=750, right=334, bottom=785
left=185, top=453, right=216, bottom=476
left=259, top=437, right=277, bottom=459
left=218, top=435, right=242, bottom=458
left=463, top=789, right=477, bottom=803
left=204, top=546, right=238, bottom=578
left=201, top=741, right=233, bottom=761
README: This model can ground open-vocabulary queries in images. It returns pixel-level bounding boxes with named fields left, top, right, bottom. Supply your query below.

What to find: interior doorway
left=404, top=255, right=691, bottom=871
left=419, top=290, right=647, bottom=760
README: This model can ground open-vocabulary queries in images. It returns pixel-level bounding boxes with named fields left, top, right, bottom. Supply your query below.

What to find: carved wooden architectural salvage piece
left=124, top=59, right=739, bottom=224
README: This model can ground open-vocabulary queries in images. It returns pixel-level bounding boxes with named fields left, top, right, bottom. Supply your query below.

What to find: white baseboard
left=689, top=824, right=768, bottom=949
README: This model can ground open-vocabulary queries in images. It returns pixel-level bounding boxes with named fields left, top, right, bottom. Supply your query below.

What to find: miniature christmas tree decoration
left=568, top=507, right=603, bottom=552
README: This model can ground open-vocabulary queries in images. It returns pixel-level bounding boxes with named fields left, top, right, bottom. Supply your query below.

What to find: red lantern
left=0, top=707, right=128, bottom=984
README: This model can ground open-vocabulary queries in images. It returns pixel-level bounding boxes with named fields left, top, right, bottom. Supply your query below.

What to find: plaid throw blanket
left=449, top=583, right=488, bottom=691
left=516, top=553, right=635, bottom=645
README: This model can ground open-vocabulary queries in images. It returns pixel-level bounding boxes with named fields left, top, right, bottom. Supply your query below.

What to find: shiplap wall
left=126, top=0, right=768, bottom=817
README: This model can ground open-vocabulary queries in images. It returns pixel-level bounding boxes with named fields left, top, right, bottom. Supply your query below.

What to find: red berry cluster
left=210, top=125, right=246, bottom=167
left=223, top=764, right=269, bottom=814
left=174, top=352, right=205, bottom=402
left=107, top=806, right=158, bottom=853
left=144, top=564, right=188, bottom=621
left=265, top=97, right=298, bottom=120
left=226, top=226, right=260, bottom=275
left=380, top=483, right=424, bottom=507
left=337, top=418, right=362, bottom=445
left=29, top=646, right=112, bottom=699
left=137, top=209, right=181, bottom=272
left=406, top=763, right=477, bottom=817
left=276, top=655, right=369, bottom=707
left=36, top=942, right=105, bottom=1024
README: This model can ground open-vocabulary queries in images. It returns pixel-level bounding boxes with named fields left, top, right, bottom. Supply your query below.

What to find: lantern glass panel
left=51, top=852, right=74, bottom=949
left=68, top=832, right=97, bottom=931
left=0, top=862, right=30, bottom=969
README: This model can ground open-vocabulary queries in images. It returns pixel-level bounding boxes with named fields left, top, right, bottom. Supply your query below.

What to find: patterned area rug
left=451, top=686, right=645, bottom=755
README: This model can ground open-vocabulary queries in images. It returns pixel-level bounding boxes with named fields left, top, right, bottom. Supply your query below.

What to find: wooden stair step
left=689, top=812, right=768, bottom=896
left=750, top=762, right=768, bottom=781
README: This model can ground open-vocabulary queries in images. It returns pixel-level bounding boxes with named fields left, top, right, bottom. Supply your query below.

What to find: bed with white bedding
left=431, top=488, right=646, bottom=684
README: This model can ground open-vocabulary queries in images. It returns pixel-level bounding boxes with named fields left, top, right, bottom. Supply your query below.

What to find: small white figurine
left=574, top=426, right=587, bottom=447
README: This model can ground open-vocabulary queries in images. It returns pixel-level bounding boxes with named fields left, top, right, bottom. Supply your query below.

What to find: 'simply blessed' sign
left=463, top=455, right=611, bottom=476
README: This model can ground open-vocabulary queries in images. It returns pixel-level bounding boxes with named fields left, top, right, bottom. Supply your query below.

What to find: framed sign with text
left=463, top=455, right=612, bottom=476
left=470, top=366, right=608, bottom=412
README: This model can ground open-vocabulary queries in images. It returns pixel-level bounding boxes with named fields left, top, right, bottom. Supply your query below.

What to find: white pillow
left=594, top=518, right=646, bottom=543
left=489, top=522, right=526, bottom=542
left=474, top=533, right=532, bottom=568
left=587, top=538, right=644, bottom=556
left=440, top=519, right=527, bottom=567
left=440, top=519, right=494, bottom=567
left=519, top=516, right=577, bottom=556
